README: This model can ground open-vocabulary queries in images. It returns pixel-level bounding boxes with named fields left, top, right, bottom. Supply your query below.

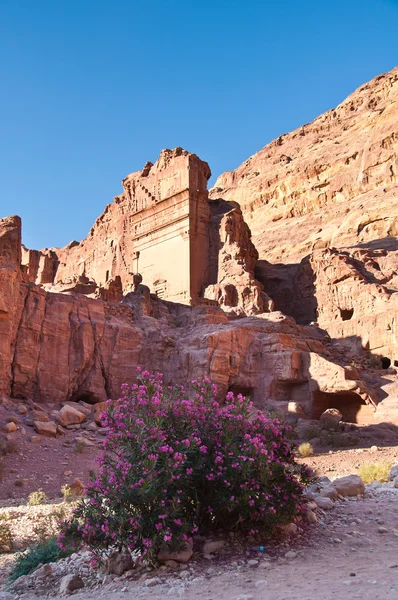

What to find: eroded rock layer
left=211, top=66, right=398, bottom=371
left=210, top=67, right=398, bottom=264
left=2, top=215, right=394, bottom=424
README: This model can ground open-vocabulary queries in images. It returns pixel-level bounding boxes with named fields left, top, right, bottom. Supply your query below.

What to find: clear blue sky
left=1, top=0, right=397, bottom=249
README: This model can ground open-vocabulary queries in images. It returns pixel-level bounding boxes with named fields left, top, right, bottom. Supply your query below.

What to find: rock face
left=204, top=199, right=273, bottom=315
left=2, top=67, right=398, bottom=425
left=210, top=67, right=398, bottom=264
left=210, top=66, right=398, bottom=399
left=21, top=148, right=266, bottom=317
left=0, top=216, right=385, bottom=422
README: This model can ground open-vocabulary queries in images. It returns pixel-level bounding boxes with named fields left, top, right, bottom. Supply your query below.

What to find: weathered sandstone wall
left=3, top=215, right=391, bottom=423
left=210, top=67, right=398, bottom=264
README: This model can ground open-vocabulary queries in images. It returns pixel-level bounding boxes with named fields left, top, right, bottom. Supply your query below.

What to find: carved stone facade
left=22, top=148, right=266, bottom=314
left=39, top=148, right=211, bottom=305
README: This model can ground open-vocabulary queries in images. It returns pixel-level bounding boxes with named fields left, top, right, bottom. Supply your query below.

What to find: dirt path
left=3, top=486, right=395, bottom=600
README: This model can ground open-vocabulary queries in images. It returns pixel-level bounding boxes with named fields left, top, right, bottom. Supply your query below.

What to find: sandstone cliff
left=3, top=67, right=398, bottom=425
left=210, top=67, right=398, bottom=264
left=2, top=215, right=389, bottom=424
left=211, top=66, right=398, bottom=372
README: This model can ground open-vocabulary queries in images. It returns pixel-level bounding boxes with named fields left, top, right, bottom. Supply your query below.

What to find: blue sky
left=1, top=0, right=398, bottom=249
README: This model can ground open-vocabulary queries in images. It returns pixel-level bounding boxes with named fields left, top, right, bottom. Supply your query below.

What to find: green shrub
left=59, top=370, right=310, bottom=562
left=358, top=462, right=392, bottom=484
left=9, top=537, right=70, bottom=582
left=28, top=488, right=47, bottom=506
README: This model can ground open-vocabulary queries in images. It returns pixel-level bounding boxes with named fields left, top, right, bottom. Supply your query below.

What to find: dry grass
left=358, top=462, right=392, bottom=484
left=28, top=489, right=48, bottom=506
left=298, top=442, right=314, bottom=457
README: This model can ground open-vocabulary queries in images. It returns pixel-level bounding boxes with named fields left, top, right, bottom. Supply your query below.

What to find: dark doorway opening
left=71, top=392, right=98, bottom=405
left=228, top=385, right=253, bottom=399
left=381, top=357, right=391, bottom=369
left=339, top=308, right=354, bottom=321
left=312, top=390, right=374, bottom=424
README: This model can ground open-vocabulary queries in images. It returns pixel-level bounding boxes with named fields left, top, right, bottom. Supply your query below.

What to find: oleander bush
left=59, top=370, right=310, bottom=562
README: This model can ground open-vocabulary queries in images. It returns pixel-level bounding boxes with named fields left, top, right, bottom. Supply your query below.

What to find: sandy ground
left=1, top=488, right=394, bottom=600
left=1, top=409, right=398, bottom=600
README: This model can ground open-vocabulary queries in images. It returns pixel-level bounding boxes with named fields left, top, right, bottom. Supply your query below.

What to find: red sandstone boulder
left=55, top=405, right=86, bottom=427
left=34, top=421, right=57, bottom=438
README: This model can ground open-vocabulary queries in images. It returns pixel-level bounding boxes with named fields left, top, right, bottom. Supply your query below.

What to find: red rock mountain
left=211, top=67, right=398, bottom=370
left=2, top=67, right=398, bottom=426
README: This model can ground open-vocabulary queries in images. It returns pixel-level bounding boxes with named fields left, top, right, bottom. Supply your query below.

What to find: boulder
left=75, top=436, right=95, bottom=448
left=56, top=405, right=86, bottom=427
left=32, top=409, right=50, bottom=422
left=62, top=401, right=92, bottom=417
left=59, top=574, right=84, bottom=594
left=69, top=478, right=85, bottom=497
left=319, top=408, right=342, bottom=431
left=104, top=548, right=134, bottom=575
left=388, top=465, right=398, bottom=481
left=202, top=540, right=225, bottom=554
left=315, top=497, right=334, bottom=510
left=94, top=402, right=107, bottom=426
left=332, top=474, right=365, bottom=497
left=318, top=486, right=339, bottom=501
left=158, top=540, right=193, bottom=563
left=34, top=421, right=57, bottom=438
left=301, top=508, right=318, bottom=524
left=3, top=422, right=17, bottom=433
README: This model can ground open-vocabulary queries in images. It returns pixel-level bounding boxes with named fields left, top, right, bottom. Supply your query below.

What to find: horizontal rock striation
left=210, top=67, right=398, bottom=264
left=1, top=215, right=389, bottom=422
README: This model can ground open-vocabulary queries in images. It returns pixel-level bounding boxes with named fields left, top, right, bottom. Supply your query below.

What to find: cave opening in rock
left=71, top=391, right=99, bottom=405
left=381, top=356, right=391, bottom=369
left=339, top=307, right=354, bottom=321
left=227, top=385, right=253, bottom=399
left=311, top=390, right=374, bottom=424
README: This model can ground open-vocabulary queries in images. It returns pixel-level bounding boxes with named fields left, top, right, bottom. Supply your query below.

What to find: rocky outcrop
left=210, top=67, right=398, bottom=264
left=1, top=216, right=389, bottom=423
left=204, top=199, right=273, bottom=315
left=211, top=66, right=398, bottom=379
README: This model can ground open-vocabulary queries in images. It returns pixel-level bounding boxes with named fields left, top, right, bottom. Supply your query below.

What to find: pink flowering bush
left=59, top=370, right=309, bottom=561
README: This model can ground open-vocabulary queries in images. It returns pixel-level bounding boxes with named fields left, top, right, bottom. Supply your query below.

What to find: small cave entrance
left=381, top=356, right=391, bottom=369
left=71, top=391, right=99, bottom=405
left=339, top=307, right=354, bottom=321
left=311, top=390, right=374, bottom=424
left=227, top=385, right=254, bottom=399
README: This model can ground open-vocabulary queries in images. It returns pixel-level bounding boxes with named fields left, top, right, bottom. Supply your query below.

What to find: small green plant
left=0, top=513, right=13, bottom=552
left=358, top=462, right=392, bottom=484
left=298, top=442, right=314, bottom=457
left=28, top=488, right=47, bottom=506
left=61, top=485, right=73, bottom=503
left=9, top=537, right=71, bottom=582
